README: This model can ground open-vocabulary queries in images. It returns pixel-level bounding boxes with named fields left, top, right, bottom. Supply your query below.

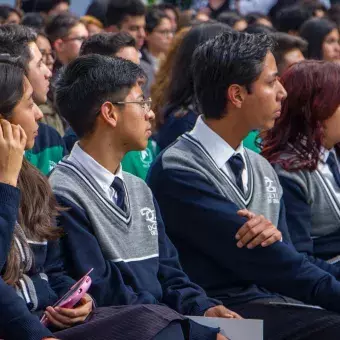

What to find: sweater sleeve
left=154, top=198, right=221, bottom=315
left=0, top=183, right=20, bottom=270
left=278, top=176, right=340, bottom=279
left=0, top=277, right=53, bottom=340
left=55, top=194, right=159, bottom=307
left=148, top=168, right=340, bottom=313
left=44, top=239, right=76, bottom=299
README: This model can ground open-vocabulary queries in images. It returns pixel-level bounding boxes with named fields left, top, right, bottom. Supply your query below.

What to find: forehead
left=157, top=17, right=172, bottom=28
left=28, top=41, right=42, bottom=62
left=68, top=23, right=88, bottom=36
left=258, top=52, right=277, bottom=79
left=126, top=82, right=144, bottom=99
left=122, top=15, right=145, bottom=27
left=36, top=35, right=51, bottom=49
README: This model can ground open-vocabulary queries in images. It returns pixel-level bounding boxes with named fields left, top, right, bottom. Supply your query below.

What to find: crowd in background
left=2, top=0, right=340, bottom=339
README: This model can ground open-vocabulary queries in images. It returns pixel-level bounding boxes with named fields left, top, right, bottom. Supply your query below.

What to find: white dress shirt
left=190, top=115, right=248, bottom=193
left=318, top=147, right=340, bottom=201
left=68, top=142, right=124, bottom=204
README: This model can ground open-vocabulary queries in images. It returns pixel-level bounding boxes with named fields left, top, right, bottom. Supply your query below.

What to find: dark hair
left=56, top=54, right=146, bottom=138
left=273, top=32, right=307, bottom=69
left=86, top=0, right=109, bottom=27
left=45, top=12, right=80, bottom=43
left=80, top=32, right=136, bottom=56
left=217, top=11, right=243, bottom=28
left=245, top=12, right=271, bottom=25
left=22, top=12, right=45, bottom=31
left=0, top=5, right=22, bottom=23
left=0, top=24, right=37, bottom=67
left=300, top=18, right=337, bottom=60
left=155, top=3, right=179, bottom=21
left=275, top=5, right=312, bottom=33
left=163, top=22, right=231, bottom=117
left=21, top=0, right=70, bottom=13
left=0, top=57, right=61, bottom=285
left=328, top=4, right=340, bottom=27
left=244, top=23, right=276, bottom=34
left=106, top=0, right=146, bottom=28
left=145, top=8, right=169, bottom=34
left=192, top=31, right=274, bottom=119
left=262, top=60, right=340, bottom=171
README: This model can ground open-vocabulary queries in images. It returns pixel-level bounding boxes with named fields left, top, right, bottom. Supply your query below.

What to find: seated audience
left=148, top=31, right=340, bottom=340
left=262, top=60, right=340, bottom=263
left=49, top=54, right=254, bottom=339
left=0, top=5, right=22, bottom=25
left=0, top=55, right=196, bottom=340
left=63, top=31, right=158, bottom=180
left=0, top=24, right=66, bottom=175
left=272, top=32, right=307, bottom=75
left=300, top=17, right=340, bottom=63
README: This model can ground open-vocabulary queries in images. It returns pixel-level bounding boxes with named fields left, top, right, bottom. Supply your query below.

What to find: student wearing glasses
left=45, top=12, right=89, bottom=74
left=62, top=32, right=159, bottom=180
left=50, top=54, right=242, bottom=340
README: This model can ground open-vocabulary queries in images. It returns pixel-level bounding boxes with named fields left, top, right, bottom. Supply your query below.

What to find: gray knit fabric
left=49, top=158, right=159, bottom=262
left=275, top=164, right=340, bottom=238
left=160, top=134, right=283, bottom=227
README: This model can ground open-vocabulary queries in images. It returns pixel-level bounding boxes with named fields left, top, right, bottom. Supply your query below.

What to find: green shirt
left=243, top=130, right=261, bottom=153
left=121, top=139, right=159, bottom=180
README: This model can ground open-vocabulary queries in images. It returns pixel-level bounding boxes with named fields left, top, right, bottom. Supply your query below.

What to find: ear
left=227, top=84, right=247, bottom=109
left=98, top=101, right=119, bottom=128
left=53, top=38, right=64, bottom=53
left=105, top=25, right=119, bottom=33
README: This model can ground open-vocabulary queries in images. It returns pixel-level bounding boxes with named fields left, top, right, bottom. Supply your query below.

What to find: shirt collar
left=190, top=115, right=244, bottom=169
left=319, top=146, right=330, bottom=164
left=68, top=142, right=123, bottom=193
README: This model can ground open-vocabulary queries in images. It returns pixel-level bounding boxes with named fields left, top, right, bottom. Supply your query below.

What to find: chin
left=25, top=140, right=35, bottom=150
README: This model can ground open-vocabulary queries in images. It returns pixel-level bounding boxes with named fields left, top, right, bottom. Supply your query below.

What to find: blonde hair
left=80, top=15, right=104, bottom=29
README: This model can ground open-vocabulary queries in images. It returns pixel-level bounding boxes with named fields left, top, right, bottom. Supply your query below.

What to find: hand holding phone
left=41, top=269, right=93, bottom=328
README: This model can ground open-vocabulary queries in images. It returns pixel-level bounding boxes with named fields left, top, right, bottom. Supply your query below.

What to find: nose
left=44, top=62, right=52, bottom=79
left=34, top=103, right=44, bottom=121
left=147, top=109, right=155, bottom=121
left=278, top=81, right=287, bottom=102
left=139, top=27, right=146, bottom=39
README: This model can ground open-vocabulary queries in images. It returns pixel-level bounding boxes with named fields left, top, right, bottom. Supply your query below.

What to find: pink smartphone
left=41, top=268, right=93, bottom=326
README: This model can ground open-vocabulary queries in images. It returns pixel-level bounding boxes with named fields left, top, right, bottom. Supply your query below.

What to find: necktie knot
left=228, top=153, right=244, bottom=193
left=111, top=177, right=126, bottom=211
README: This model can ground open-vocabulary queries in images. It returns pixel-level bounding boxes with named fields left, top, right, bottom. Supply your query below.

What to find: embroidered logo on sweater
left=140, top=208, right=158, bottom=236
left=264, top=176, right=279, bottom=204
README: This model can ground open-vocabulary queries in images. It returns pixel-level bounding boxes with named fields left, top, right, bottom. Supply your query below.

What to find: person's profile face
left=322, top=29, right=340, bottom=63
left=146, top=18, right=174, bottom=55
left=120, top=15, right=146, bottom=50
left=241, top=52, right=287, bottom=131
left=280, top=48, right=305, bottom=75
left=27, top=42, right=52, bottom=105
left=36, top=35, right=55, bottom=72
left=9, top=76, right=43, bottom=150
left=115, top=83, right=154, bottom=151
left=5, top=11, right=21, bottom=24
left=115, top=47, right=140, bottom=65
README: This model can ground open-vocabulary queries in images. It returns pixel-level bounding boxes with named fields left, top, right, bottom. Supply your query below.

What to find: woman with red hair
left=262, top=60, right=340, bottom=264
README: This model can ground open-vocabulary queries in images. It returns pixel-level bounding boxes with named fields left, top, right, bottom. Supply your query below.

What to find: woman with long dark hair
left=300, top=17, right=340, bottom=62
left=262, top=60, right=340, bottom=263
left=156, top=22, right=231, bottom=150
left=0, top=57, right=221, bottom=340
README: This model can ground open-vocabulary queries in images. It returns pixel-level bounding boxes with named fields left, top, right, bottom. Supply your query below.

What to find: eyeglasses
left=62, top=36, right=88, bottom=43
left=153, top=29, right=175, bottom=37
left=113, top=98, right=152, bottom=113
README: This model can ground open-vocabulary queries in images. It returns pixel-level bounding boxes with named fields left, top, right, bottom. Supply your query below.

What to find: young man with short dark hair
left=0, top=24, right=66, bottom=175
left=46, top=12, right=88, bottom=69
left=273, top=32, right=307, bottom=75
left=147, top=31, right=340, bottom=339
left=49, top=53, right=243, bottom=340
